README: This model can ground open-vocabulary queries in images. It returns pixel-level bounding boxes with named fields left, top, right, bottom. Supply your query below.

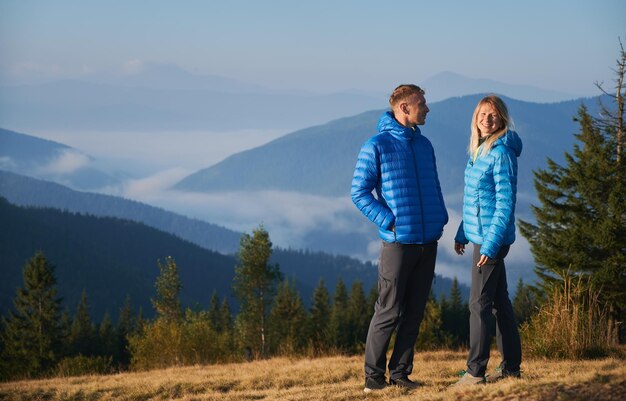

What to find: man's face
left=404, top=93, right=429, bottom=126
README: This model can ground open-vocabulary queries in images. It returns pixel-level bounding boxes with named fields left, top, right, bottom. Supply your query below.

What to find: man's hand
left=454, top=242, right=465, bottom=255
left=476, top=254, right=490, bottom=267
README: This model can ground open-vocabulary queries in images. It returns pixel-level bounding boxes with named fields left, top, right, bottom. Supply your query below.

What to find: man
left=351, top=84, right=448, bottom=392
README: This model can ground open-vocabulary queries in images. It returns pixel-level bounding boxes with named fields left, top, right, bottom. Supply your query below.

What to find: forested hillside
left=0, top=197, right=467, bottom=321
left=0, top=170, right=242, bottom=254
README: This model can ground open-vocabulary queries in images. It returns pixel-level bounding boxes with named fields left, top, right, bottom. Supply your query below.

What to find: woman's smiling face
left=476, top=103, right=502, bottom=137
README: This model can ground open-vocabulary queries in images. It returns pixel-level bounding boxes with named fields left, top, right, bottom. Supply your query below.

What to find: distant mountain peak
left=421, top=71, right=582, bottom=103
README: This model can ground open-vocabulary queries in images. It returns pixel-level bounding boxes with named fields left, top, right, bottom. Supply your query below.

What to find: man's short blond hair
left=389, top=84, right=425, bottom=108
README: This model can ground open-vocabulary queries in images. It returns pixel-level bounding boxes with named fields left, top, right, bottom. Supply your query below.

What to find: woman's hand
left=477, top=254, right=491, bottom=267
left=454, top=242, right=465, bottom=255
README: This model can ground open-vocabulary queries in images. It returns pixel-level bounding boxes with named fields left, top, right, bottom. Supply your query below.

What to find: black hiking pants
left=364, top=241, right=437, bottom=380
left=467, top=243, right=522, bottom=377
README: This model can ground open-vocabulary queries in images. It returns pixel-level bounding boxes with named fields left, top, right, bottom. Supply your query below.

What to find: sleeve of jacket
left=351, top=140, right=395, bottom=230
left=454, top=221, right=469, bottom=244
left=480, top=150, right=517, bottom=258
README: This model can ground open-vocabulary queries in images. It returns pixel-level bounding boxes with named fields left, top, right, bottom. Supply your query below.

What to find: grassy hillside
left=1, top=351, right=624, bottom=400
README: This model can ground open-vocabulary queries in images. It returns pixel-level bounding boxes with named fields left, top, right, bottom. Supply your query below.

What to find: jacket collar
left=377, top=111, right=420, bottom=141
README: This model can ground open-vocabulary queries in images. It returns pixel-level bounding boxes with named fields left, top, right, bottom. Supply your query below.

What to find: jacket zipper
left=409, top=137, right=426, bottom=240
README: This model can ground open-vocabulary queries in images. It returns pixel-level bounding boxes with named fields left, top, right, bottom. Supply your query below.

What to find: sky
left=1, top=0, right=624, bottom=95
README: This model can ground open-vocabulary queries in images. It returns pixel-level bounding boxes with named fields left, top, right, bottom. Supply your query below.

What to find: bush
left=56, top=355, right=113, bottom=377
left=521, top=272, right=617, bottom=359
left=129, top=310, right=233, bottom=371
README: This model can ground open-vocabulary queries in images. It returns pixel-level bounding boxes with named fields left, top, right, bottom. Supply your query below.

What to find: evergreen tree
left=440, top=278, right=469, bottom=347
left=308, top=279, right=331, bottom=353
left=519, top=104, right=625, bottom=343
left=116, top=296, right=135, bottom=367
left=219, top=298, right=233, bottom=333
left=366, top=285, right=378, bottom=312
left=98, top=312, right=116, bottom=358
left=208, top=292, right=221, bottom=330
left=0, top=251, right=62, bottom=379
left=69, top=290, right=97, bottom=356
left=152, top=256, right=182, bottom=322
left=512, top=278, right=538, bottom=326
left=233, top=225, right=282, bottom=358
left=328, top=279, right=350, bottom=351
left=415, top=291, right=446, bottom=350
left=268, top=279, right=308, bottom=355
left=347, top=281, right=369, bottom=351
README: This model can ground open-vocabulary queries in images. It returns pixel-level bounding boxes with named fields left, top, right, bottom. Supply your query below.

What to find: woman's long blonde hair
left=468, top=95, right=510, bottom=158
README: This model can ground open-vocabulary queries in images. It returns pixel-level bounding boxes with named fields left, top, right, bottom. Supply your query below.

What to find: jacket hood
left=377, top=111, right=420, bottom=140
left=494, top=130, right=523, bottom=157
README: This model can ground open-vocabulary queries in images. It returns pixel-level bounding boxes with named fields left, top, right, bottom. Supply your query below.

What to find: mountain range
left=174, top=94, right=600, bottom=201
left=0, top=64, right=584, bottom=133
left=0, top=128, right=121, bottom=190
left=0, top=170, right=241, bottom=254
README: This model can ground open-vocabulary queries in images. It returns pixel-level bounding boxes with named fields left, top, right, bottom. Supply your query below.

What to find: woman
left=453, top=95, right=522, bottom=385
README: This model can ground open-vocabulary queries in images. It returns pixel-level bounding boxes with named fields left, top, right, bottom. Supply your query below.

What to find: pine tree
left=519, top=45, right=625, bottom=343
left=208, top=292, right=221, bottom=330
left=415, top=291, right=445, bottom=350
left=308, top=279, right=331, bottom=353
left=116, top=296, right=135, bottom=367
left=0, top=251, right=62, bottom=379
left=347, top=281, right=369, bottom=351
left=152, top=256, right=182, bottom=322
left=440, top=278, right=469, bottom=347
left=328, top=279, right=350, bottom=351
left=268, top=279, right=308, bottom=355
left=98, top=312, right=116, bottom=358
left=233, top=225, right=282, bottom=358
left=512, top=278, right=538, bottom=326
left=219, top=298, right=233, bottom=333
left=69, top=290, right=96, bottom=356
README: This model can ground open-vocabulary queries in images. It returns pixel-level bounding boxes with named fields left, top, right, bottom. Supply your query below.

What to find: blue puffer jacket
left=454, top=130, right=523, bottom=258
left=351, top=111, right=448, bottom=244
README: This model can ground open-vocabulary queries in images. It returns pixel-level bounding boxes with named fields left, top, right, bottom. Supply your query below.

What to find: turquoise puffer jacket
left=351, top=112, right=448, bottom=244
left=455, top=130, right=523, bottom=258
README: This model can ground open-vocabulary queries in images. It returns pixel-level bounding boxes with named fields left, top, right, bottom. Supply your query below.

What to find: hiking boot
left=364, top=375, right=388, bottom=393
left=486, top=366, right=521, bottom=383
left=451, top=371, right=486, bottom=387
left=390, top=376, right=422, bottom=390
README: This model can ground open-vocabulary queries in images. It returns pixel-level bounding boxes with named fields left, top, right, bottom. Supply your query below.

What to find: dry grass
left=1, top=350, right=625, bottom=401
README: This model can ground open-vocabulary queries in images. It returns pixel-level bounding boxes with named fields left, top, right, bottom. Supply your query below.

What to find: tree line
left=2, top=237, right=527, bottom=380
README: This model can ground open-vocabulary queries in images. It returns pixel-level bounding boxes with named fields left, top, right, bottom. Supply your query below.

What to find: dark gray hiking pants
left=467, top=243, right=522, bottom=377
left=364, top=241, right=437, bottom=380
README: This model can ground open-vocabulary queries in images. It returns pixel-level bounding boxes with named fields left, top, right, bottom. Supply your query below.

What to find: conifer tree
left=512, top=278, right=538, bottom=326
left=347, top=281, right=369, bottom=351
left=0, top=251, right=62, bottom=379
left=519, top=45, right=625, bottom=342
left=440, top=278, right=469, bottom=347
left=208, top=292, right=221, bottom=330
left=268, top=279, right=307, bottom=355
left=219, top=298, right=233, bottom=333
left=233, top=225, right=282, bottom=358
left=308, top=279, right=331, bottom=353
left=415, top=291, right=445, bottom=350
left=116, top=296, right=135, bottom=367
left=152, top=256, right=182, bottom=322
left=98, top=312, right=116, bottom=358
left=69, top=290, right=97, bottom=356
left=328, top=279, right=350, bottom=351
